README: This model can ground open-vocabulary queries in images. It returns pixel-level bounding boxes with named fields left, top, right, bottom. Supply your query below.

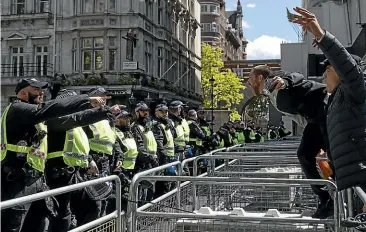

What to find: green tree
left=201, top=43, right=245, bottom=110
left=230, top=110, right=242, bottom=121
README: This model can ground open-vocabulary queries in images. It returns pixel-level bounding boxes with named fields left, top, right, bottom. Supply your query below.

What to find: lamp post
left=209, top=76, right=215, bottom=127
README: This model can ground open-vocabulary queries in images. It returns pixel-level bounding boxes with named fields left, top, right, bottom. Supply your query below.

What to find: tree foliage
left=201, top=43, right=245, bottom=110
left=230, top=110, right=242, bottom=121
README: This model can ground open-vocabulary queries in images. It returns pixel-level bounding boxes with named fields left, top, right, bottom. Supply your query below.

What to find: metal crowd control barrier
left=130, top=176, right=339, bottom=232
left=0, top=175, right=123, bottom=232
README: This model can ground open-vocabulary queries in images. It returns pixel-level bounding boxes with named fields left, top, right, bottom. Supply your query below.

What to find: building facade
left=199, top=0, right=247, bottom=60
left=1, top=0, right=203, bottom=110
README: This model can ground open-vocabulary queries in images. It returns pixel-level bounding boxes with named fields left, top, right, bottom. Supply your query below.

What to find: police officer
left=45, top=89, right=118, bottom=232
left=197, top=107, right=215, bottom=152
left=1, top=78, right=107, bottom=232
left=267, top=125, right=279, bottom=140
left=244, top=121, right=256, bottom=143
left=79, top=86, right=122, bottom=222
left=216, top=123, right=234, bottom=148
left=131, top=102, right=158, bottom=204
left=153, top=104, right=177, bottom=197
left=233, top=121, right=245, bottom=144
left=111, top=109, right=137, bottom=212
left=168, top=101, right=190, bottom=175
left=186, top=110, right=205, bottom=156
left=254, top=127, right=265, bottom=143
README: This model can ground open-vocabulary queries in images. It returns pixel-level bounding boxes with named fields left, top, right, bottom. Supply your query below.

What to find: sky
left=226, top=0, right=302, bottom=60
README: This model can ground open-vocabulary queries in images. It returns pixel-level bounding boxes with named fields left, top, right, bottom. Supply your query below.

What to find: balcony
left=201, top=31, right=221, bottom=39
left=225, top=29, right=241, bottom=48
left=1, top=62, right=53, bottom=85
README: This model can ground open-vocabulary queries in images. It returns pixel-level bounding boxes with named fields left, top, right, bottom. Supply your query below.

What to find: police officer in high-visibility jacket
left=168, top=101, right=190, bottom=175
left=197, top=107, right=215, bottom=152
left=45, top=89, right=119, bottom=231
left=186, top=110, right=205, bottom=156
left=244, top=121, right=256, bottom=143
left=131, top=102, right=159, bottom=204
left=81, top=86, right=123, bottom=218
left=1, top=78, right=107, bottom=232
left=153, top=104, right=177, bottom=197
left=170, top=101, right=190, bottom=145
left=112, top=110, right=137, bottom=212
left=233, top=121, right=245, bottom=144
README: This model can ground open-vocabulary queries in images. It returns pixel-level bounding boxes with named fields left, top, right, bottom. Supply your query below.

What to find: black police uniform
left=45, top=104, right=113, bottom=232
left=1, top=82, right=92, bottom=232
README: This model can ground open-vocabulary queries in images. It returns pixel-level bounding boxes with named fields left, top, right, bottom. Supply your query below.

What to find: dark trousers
left=297, top=122, right=330, bottom=202
left=46, top=170, right=74, bottom=232
left=1, top=175, right=46, bottom=232
left=70, top=189, right=102, bottom=227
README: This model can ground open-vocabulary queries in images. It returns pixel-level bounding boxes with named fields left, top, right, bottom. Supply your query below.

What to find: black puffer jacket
left=318, top=30, right=366, bottom=191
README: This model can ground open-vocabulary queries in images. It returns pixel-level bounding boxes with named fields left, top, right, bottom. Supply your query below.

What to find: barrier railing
left=0, top=175, right=123, bottom=232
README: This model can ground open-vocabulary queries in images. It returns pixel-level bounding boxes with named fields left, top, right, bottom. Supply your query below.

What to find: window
left=189, top=67, right=195, bottom=90
left=109, top=37, right=117, bottom=70
left=12, top=0, right=25, bottom=14
left=181, top=28, right=187, bottom=46
left=11, top=47, right=24, bottom=77
left=172, top=57, right=178, bottom=82
left=165, top=10, right=171, bottom=30
left=201, top=23, right=219, bottom=32
left=157, top=47, right=163, bottom=77
left=165, top=50, right=171, bottom=80
left=172, top=17, right=178, bottom=37
left=38, top=0, right=49, bottom=13
left=72, top=39, right=77, bottom=72
left=82, top=37, right=104, bottom=72
left=144, top=41, right=152, bottom=74
left=109, top=0, right=116, bottom=12
left=145, top=1, right=153, bottom=19
left=82, top=0, right=104, bottom=13
left=201, top=4, right=218, bottom=13
left=35, top=46, right=48, bottom=76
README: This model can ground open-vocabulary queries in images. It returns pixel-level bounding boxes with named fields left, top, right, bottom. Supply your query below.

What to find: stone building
left=1, top=0, right=203, bottom=110
left=199, top=0, right=248, bottom=60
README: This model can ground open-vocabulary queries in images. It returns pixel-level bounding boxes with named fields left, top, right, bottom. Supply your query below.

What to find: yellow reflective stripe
left=48, top=151, right=63, bottom=159
left=1, top=105, right=11, bottom=148
left=6, top=144, right=31, bottom=153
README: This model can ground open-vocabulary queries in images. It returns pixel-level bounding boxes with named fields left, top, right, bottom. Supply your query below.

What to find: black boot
left=312, top=199, right=334, bottom=219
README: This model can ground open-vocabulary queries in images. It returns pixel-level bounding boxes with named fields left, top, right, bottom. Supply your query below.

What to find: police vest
left=201, top=126, right=211, bottom=137
left=260, top=136, right=265, bottom=143
left=217, top=134, right=225, bottom=148
left=187, top=120, right=203, bottom=146
left=48, top=127, right=89, bottom=168
left=115, top=128, right=138, bottom=170
left=138, top=125, right=157, bottom=155
left=89, top=120, right=116, bottom=155
left=161, top=124, right=175, bottom=157
left=249, top=129, right=256, bottom=140
left=181, top=119, right=190, bottom=143
left=1, top=104, right=48, bottom=172
left=174, top=123, right=185, bottom=147
left=235, top=131, right=245, bottom=144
